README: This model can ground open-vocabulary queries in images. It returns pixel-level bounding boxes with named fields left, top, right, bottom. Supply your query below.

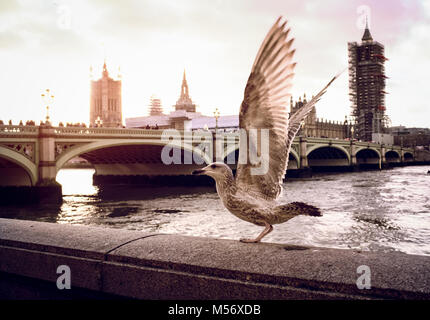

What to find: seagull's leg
left=240, top=222, right=273, bottom=243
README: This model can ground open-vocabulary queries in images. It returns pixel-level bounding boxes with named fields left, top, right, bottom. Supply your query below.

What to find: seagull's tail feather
left=275, top=202, right=322, bottom=218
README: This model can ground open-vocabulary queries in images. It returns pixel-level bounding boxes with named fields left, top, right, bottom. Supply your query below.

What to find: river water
left=1, top=166, right=429, bottom=256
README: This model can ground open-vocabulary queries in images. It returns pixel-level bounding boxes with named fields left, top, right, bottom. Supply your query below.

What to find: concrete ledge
left=0, top=218, right=429, bottom=299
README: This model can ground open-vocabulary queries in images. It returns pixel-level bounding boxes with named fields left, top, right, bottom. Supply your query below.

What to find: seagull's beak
left=192, top=169, right=206, bottom=175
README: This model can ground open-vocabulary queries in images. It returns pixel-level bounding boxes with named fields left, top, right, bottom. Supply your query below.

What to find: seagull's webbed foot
left=240, top=238, right=260, bottom=243
left=240, top=223, right=273, bottom=243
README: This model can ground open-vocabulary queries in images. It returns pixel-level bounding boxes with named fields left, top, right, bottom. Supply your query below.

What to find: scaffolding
left=149, top=95, right=164, bottom=116
left=348, top=39, right=387, bottom=141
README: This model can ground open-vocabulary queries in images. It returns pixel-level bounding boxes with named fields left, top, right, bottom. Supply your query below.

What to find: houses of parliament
left=91, top=61, right=351, bottom=140
left=290, top=94, right=351, bottom=140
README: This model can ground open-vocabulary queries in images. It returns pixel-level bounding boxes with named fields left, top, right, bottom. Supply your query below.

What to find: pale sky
left=1, top=0, right=429, bottom=128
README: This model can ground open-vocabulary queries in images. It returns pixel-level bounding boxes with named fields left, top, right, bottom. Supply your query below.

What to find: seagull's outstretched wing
left=285, top=73, right=342, bottom=155
left=235, top=17, right=295, bottom=200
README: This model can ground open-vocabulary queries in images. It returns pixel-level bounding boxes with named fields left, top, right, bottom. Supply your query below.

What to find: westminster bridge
left=0, top=124, right=415, bottom=201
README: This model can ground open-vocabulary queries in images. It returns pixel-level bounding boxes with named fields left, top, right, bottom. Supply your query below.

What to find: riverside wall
left=0, top=218, right=429, bottom=300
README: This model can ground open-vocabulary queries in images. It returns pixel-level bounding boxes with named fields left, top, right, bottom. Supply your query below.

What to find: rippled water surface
left=1, top=166, right=429, bottom=256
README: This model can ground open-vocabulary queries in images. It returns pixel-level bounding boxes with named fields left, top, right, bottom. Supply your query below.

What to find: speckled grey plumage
left=192, top=17, right=339, bottom=242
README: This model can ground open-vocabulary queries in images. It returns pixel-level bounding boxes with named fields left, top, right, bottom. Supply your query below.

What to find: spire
left=102, top=59, right=109, bottom=77
left=361, top=17, right=373, bottom=42
left=180, top=69, right=190, bottom=100
left=175, top=69, right=196, bottom=112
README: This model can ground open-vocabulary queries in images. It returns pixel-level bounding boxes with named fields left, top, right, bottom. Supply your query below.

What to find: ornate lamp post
left=350, top=125, right=355, bottom=141
left=344, top=115, right=349, bottom=139
left=95, top=116, right=103, bottom=128
left=213, top=108, right=220, bottom=131
left=41, top=89, right=54, bottom=125
left=300, top=120, right=306, bottom=137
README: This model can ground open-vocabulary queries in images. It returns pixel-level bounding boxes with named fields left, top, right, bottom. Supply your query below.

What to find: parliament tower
left=90, top=61, right=122, bottom=127
left=348, top=21, right=388, bottom=141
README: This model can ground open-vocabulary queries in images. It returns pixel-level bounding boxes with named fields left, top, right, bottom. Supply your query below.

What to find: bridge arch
left=306, top=144, right=351, bottom=162
left=0, top=146, right=37, bottom=186
left=288, top=149, right=300, bottom=169
left=55, top=139, right=212, bottom=172
left=385, top=150, right=401, bottom=163
left=403, top=151, right=414, bottom=161
left=355, top=147, right=381, bottom=168
left=222, top=147, right=300, bottom=169
left=306, top=145, right=350, bottom=169
left=354, top=147, right=381, bottom=159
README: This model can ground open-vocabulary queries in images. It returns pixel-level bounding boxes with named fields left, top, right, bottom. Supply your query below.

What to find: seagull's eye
left=211, top=164, right=217, bottom=169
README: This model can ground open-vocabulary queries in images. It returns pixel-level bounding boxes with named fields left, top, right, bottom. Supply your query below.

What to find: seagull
left=192, top=17, right=340, bottom=243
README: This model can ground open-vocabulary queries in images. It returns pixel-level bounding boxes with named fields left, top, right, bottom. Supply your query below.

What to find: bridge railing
left=0, top=124, right=414, bottom=153
left=53, top=126, right=165, bottom=136
left=53, top=127, right=242, bottom=140
left=0, top=125, right=38, bottom=135
left=0, top=125, right=241, bottom=139
left=306, top=136, right=406, bottom=150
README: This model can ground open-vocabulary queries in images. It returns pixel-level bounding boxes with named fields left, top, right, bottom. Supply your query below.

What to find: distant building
left=89, top=61, right=122, bottom=127
left=290, top=95, right=350, bottom=139
left=126, top=113, right=238, bottom=131
left=348, top=21, right=388, bottom=141
left=389, top=126, right=430, bottom=148
left=126, top=71, right=353, bottom=138
left=126, top=70, right=202, bottom=130
left=189, top=114, right=238, bottom=131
